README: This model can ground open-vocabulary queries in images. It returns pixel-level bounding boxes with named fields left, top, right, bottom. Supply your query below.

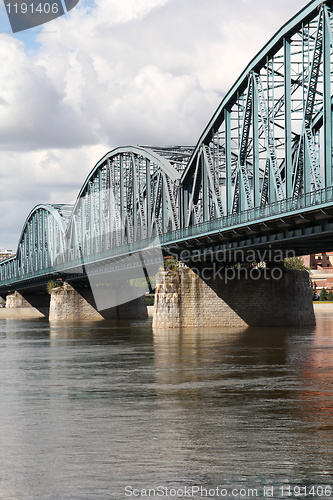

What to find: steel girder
left=181, top=0, right=333, bottom=225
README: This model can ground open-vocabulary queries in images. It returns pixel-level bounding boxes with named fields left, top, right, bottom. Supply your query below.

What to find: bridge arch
left=65, top=146, right=181, bottom=261
left=0, top=204, right=72, bottom=282
left=181, top=0, right=333, bottom=225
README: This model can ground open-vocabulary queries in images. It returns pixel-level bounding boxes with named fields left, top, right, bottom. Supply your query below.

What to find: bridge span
left=1, top=0, right=333, bottom=326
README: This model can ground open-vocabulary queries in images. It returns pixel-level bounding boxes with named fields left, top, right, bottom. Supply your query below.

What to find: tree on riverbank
left=320, top=287, right=328, bottom=301
left=284, top=256, right=309, bottom=271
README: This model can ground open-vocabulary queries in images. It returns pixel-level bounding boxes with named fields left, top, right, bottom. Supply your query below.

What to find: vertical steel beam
left=89, top=184, right=94, bottom=254
left=183, top=183, right=189, bottom=228
left=42, top=212, right=45, bottom=268
left=225, top=107, right=232, bottom=214
left=161, top=178, right=166, bottom=233
left=36, top=213, right=40, bottom=270
left=146, top=159, right=151, bottom=236
left=24, top=233, right=27, bottom=274
left=99, top=168, right=103, bottom=252
left=119, top=155, right=124, bottom=245
left=81, top=196, right=85, bottom=256
left=32, top=216, right=36, bottom=273
left=202, top=148, right=210, bottom=221
left=238, top=175, right=244, bottom=212
left=107, top=160, right=112, bottom=248
left=53, top=213, right=57, bottom=265
left=304, top=140, right=312, bottom=194
left=132, top=155, right=137, bottom=241
left=324, top=6, right=332, bottom=188
left=179, top=186, right=183, bottom=228
left=252, top=74, right=260, bottom=207
left=284, top=36, right=292, bottom=198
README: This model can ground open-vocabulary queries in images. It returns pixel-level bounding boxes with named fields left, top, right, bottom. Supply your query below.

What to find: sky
left=0, top=0, right=309, bottom=250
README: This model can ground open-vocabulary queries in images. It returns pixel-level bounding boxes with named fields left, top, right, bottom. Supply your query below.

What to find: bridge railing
left=159, top=185, right=333, bottom=246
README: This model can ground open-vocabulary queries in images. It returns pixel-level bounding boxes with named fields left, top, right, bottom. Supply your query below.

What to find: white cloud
left=0, top=0, right=307, bottom=249
left=92, top=0, right=169, bottom=25
left=0, top=35, right=96, bottom=151
left=0, top=143, right=107, bottom=249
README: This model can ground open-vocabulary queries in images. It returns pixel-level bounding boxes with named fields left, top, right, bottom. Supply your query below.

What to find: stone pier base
left=6, top=291, right=50, bottom=317
left=153, top=266, right=315, bottom=328
left=6, top=292, right=31, bottom=309
left=49, top=282, right=148, bottom=321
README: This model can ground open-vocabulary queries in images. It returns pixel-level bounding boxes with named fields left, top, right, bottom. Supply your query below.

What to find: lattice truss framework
left=3, top=0, right=333, bottom=283
left=0, top=204, right=71, bottom=281
left=181, top=0, right=333, bottom=225
left=0, top=147, right=184, bottom=280
left=64, top=147, right=183, bottom=262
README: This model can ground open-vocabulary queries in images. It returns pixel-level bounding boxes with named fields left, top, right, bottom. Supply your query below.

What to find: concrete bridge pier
left=153, top=265, right=315, bottom=328
left=49, top=282, right=148, bottom=321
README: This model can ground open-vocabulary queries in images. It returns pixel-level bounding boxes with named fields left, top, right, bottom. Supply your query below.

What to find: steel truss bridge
left=2, top=0, right=333, bottom=293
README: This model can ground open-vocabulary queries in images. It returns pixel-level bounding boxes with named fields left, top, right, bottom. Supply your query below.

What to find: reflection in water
left=298, top=314, right=333, bottom=436
left=152, top=323, right=333, bottom=484
left=0, top=314, right=332, bottom=499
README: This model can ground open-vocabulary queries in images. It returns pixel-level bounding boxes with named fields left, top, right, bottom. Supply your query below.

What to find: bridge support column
left=153, top=266, right=315, bottom=328
left=49, top=282, right=148, bottom=321
left=5, top=291, right=50, bottom=317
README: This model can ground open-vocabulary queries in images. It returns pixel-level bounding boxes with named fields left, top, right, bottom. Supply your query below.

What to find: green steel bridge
left=2, top=0, right=333, bottom=293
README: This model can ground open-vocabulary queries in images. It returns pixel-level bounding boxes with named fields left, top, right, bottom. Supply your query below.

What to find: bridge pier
left=49, top=282, right=148, bottom=321
left=153, top=265, right=315, bottom=328
left=5, top=291, right=50, bottom=317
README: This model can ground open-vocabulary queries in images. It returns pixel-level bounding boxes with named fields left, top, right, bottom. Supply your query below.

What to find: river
left=0, top=310, right=332, bottom=499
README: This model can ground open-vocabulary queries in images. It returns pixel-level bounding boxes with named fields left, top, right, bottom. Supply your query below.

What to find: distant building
left=0, top=250, right=15, bottom=262
left=302, top=252, right=333, bottom=269
left=302, top=252, right=333, bottom=291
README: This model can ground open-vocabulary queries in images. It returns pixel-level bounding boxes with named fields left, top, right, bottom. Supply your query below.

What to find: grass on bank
left=314, top=301, right=333, bottom=304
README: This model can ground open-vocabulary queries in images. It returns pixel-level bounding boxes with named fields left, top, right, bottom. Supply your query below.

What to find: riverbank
left=313, top=302, right=333, bottom=311
left=0, top=308, right=45, bottom=319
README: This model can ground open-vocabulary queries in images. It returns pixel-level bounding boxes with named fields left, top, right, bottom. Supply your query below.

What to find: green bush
left=284, top=256, right=309, bottom=271
left=320, top=287, right=328, bottom=301
left=310, top=280, right=317, bottom=301
left=164, top=257, right=179, bottom=272
left=328, top=290, right=333, bottom=301
left=46, top=279, right=63, bottom=294
left=46, top=281, right=58, bottom=294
